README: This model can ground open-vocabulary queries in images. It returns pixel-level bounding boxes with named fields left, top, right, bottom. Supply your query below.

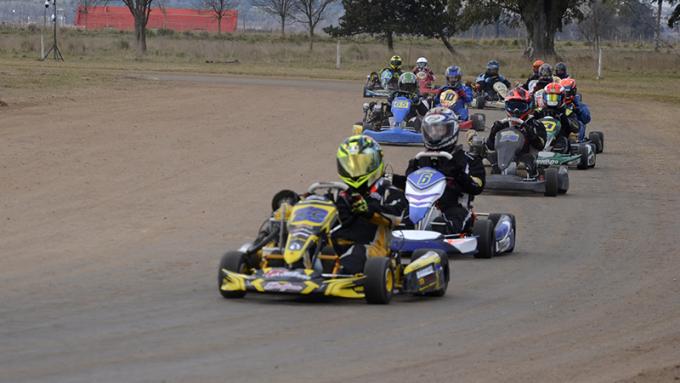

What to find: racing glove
left=351, top=194, right=369, bottom=215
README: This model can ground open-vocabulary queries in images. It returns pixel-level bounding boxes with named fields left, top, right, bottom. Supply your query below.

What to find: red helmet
left=560, top=78, right=577, bottom=104
left=532, top=59, right=545, bottom=72
left=504, top=87, right=533, bottom=120
left=543, top=83, right=565, bottom=109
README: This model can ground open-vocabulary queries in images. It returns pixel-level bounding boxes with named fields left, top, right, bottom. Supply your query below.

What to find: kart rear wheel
left=589, top=132, right=603, bottom=154
left=217, top=251, right=248, bottom=299
left=489, top=213, right=516, bottom=253
left=594, top=131, right=604, bottom=153
left=364, top=257, right=394, bottom=304
left=475, top=95, right=486, bottom=110
left=544, top=167, right=559, bottom=197
left=577, top=143, right=589, bottom=170
left=412, top=249, right=449, bottom=297
left=471, top=113, right=486, bottom=131
left=473, top=218, right=495, bottom=259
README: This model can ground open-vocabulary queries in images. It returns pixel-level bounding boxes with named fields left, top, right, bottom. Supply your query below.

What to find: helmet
left=543, top=83, right=565, bottom=109
left=390, top=55, right=402, bottom=70
left=486, top=60, right=500, bottom=76
left=560, top=78, right=577, bottom=104
left=445, top=65, right=462, bottom=86
left=538, top=63, right=553, bottom=80
left=504, top=87, right=533, bottom=120
left=416, top=57, right=428, bottom=68
left=532, top=59, right=545, bottom=72
left=555, top=62, right=568, bottom=79
left=421, top=107, right=459, bottom=150
left=336, top=135, right=384, bottom=192
left=398, top=72, right=418, bottom=93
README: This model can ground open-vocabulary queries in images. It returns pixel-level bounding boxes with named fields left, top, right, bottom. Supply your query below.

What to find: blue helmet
left=486, top=60, right=500, bottom=75
left=445, top=65, right=462, bottom=86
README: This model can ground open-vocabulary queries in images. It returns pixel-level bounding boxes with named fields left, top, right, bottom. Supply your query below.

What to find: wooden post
left=597, top=48, right=603, bottom=80
left=336, top=40, right=341, bottom=69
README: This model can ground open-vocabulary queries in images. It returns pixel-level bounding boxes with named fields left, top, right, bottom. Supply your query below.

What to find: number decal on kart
left=393, top=100, right=410, bottom=109
left=542, top=120, right=557, bottom=133
left=439, top=90, right=458, bottom=107
left=418, top=172, right=433, bottom=185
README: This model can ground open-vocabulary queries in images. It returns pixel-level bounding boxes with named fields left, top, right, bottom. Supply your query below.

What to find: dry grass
left=2, top=25, right=680, bottom=105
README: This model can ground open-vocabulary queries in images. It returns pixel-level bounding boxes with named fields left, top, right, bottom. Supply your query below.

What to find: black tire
left=471, top=113, right=486, bottom=131
left=589, top=132, right=603, bottom=154
left=544, top=167, right=559, bottom=197
left=594, top=131, right=604, bottom=153
left=558, top=169, right=569, bottom=194
left=364, top=257, right=393, bottom=304
left=489, top=213, right=516, bottom=253
left=577, top=143, right=589, bottom=170
left=476, top=95, right=486, bottom=110
left=473, top=218, right=495, bottom=259
left=412, top=249, right=449, bottom=297
left=217, top=251, right=248, bottom=298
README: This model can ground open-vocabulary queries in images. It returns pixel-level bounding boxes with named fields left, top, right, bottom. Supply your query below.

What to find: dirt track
left=1, top=74, right=679, bottom=383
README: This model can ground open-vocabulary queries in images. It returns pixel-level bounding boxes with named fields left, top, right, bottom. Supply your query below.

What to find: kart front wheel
left=473, top=218, right=496, bottom=259
left=364, top=257, right=394, bottom=304
left=217, top=251, right=248, bottom=299
left=593, top=131, right=604, bottom=153
left=589, top=132, right=603, bottom=154
left=577, top=143, right=589, bottom=170
left=544, top=167, right=559, bottom=197
left=489, top=213, right=516, bottom=253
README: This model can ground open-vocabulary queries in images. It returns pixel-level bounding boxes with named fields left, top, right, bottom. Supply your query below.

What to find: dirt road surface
left=1, top=74, right=679, bottom=383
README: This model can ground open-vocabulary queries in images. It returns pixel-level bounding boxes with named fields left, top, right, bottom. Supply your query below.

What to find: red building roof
left=75, top=6, right=238, bottom=33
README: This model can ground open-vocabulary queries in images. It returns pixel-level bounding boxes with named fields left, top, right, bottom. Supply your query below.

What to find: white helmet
left=416, top=57, right=428, bottom=68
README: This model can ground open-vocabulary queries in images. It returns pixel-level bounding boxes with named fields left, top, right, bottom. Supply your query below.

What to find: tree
left=401, top=0, right=460, bottom=54
left=670, top=3, right=680, bottom=27
left=326, top=0, right=409, bottom=51
left=578, top=0, right=617, bottom=53
left=252, top=0, right=297, bottom=36
left=203, top=0, right=239, bottom=34
left=292, top=0, right=338, bottom=50
left=122, top=0, right=154, bottom=55
left=653, top=0, right=677, bottom=50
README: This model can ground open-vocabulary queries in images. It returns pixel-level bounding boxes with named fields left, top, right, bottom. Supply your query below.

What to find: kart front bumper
left=362, top=128, right=423, bottom=145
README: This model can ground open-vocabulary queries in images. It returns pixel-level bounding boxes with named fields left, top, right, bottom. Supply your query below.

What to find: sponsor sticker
left=263, top=281, right=304, bottom=293
left=416, top=266, right=434, bottom=279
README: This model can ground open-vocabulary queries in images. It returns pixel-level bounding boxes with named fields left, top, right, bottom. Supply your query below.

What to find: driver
left=412, top=57, right=435, bottom=80
left=560, top=78, right=591, bottom=141
left=333, top=135, right=406, bottom=274
left=485, top=87, right=547, bottom=176
left=404, top=107, right=485, bottom=234
left=379, top=55, right=404, bottom=90
left=532, top=63, right=557, bottom=93
left=475, top=60, right=511, bottom=99
left=522, top=59, right=544, bottom=90
left=534, top=83, right=580, bottom=142
left=387, top=72, right=430, bottom=120
left=555, top=62, right=569, bottom=79
left=434, top=65, right=473, bottom=120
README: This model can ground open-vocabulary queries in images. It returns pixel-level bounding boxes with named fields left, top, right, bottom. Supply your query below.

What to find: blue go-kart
left=391, top=151, right=516, bottom=259
left=354, top=96, right=424, bottom=146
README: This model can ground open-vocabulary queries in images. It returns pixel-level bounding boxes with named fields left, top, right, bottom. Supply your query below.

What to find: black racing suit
left=387, top=90, right=430, bottom=122
left=404, top=147, right=485, bottom=234
left=476, top=73, right=511, bottom=100
left=522, top=73, right=539, bottom=90
left=532, top=77, right=554, bottom=93
left=331, top=178, right=407, bottom=274
left=486, top=116, right=547, bottom=175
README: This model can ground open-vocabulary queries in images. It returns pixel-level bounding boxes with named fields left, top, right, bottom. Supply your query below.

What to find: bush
left=117, top=39, right=130, bottom=50
left=157, top=28, right=175, bottom=37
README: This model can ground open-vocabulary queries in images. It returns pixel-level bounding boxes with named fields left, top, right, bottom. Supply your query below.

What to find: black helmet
left=538, top=63, right=553, bottom=80
left=421, top=107, right=459, bottom=150
left=486, top=60, right=500, bottom=76
left=555, top=62, right=568, bottom=79
left=398, top=72, right=418, bottom=93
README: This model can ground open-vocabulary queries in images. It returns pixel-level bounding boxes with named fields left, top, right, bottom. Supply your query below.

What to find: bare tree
left=203, top=0, right=239, bottom=34
left=252, top=0, right=297, bottom=36
left=121, top=0, right=154, bottom=55
left=292, top=0, right=338, bottom=50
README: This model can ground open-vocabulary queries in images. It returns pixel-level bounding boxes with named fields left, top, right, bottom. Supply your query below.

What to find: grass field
left=2, top=25, right=680, bottom=106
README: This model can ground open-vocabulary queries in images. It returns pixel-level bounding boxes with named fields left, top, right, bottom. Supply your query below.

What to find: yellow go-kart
left=217, top=182, right=449, bottom=304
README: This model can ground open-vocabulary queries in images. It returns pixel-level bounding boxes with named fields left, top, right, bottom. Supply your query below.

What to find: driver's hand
left=466, top=130, right=477, bottom=145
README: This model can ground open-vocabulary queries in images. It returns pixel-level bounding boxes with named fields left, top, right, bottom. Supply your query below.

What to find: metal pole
left=41, top=5, right=46, bottom=59
left=597, top=48, right=602, bottom=80
left=336, top=40, right=340, bottom=69
left=52, top=0, right=57, bottom=60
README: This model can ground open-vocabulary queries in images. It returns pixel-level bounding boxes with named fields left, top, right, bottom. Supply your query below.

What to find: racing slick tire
left=475, top=95, right=486, bottom=110
left=473, top=218, right=496, bottom=259
left=217, top=251, right=249, bottom=298
left=471, top=113, right=486, bottom=131
left=577, top=143, right=590, bottom=170
left=544, top=167, right=559, bottom=197
left=588, top=132, right=602, bottom=154
left=364, top=257, right=394, bottom=304
left=412, top=249, right=449, bottom=297
left=558, top=166, right=569, bottom=195
left=489, top=213, right=516, bottom=253
left=593, top=131, right=604, bottom=153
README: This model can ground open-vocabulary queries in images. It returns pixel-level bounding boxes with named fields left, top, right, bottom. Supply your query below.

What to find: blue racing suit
left=434, top=84, right=473, bottom=120
left=571, top=96, right=591, bottom=141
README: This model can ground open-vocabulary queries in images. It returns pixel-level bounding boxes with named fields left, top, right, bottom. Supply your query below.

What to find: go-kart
left=354, top=96, right=423, bottom=145
left=470, top=79, right=508, bottom=109
left=363, top=69, right=398, bottom=98
left=217, top=182, right=449, bottom=304
left=392, top=152, right=516, bottom=259
left=437, top=88, right=486, bottom=131
left=537, top=116, right=596, bottom=170
left=470, top=118, right=569, bottom=197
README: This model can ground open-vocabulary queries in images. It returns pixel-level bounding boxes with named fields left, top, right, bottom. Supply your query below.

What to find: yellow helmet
left=390, top=55, right=402, bottom=70
left=336, top=135, right=384, bottom=191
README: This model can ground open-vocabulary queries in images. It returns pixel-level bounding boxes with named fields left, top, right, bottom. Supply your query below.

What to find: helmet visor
left=400, top=82, right=417, bottom=93
left=391, top=58, right=402, bottom=68
left=417, top=62, right=426, bottom=68
left=337, top=150, right=379, bottom=178
left=545, top=93, right=561, bottom=107
left=505, top=100, right=529, bottom=116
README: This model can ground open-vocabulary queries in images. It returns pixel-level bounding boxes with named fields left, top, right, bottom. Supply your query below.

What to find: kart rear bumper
left=484, top=174, right=547, bottom=193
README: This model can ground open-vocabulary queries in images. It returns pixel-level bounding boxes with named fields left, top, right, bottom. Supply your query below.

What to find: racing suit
left=434, top=84, right=474, bottom=120
left=486, top=117, right=547, bottom=175
left=522, top=73, right=539, bottom=91
left=413, top=66, right=435, bottom=80
left=476, top=72, right=511, bottom=99
left=379, top=67, right=402, bottom=90
left=332, top=178, right=407, bottom=274
left=534, top=107, right=581, bottom=142
left=404, top=146, right=485, bottom=234
left=569, top=97, right=592, bottom=142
